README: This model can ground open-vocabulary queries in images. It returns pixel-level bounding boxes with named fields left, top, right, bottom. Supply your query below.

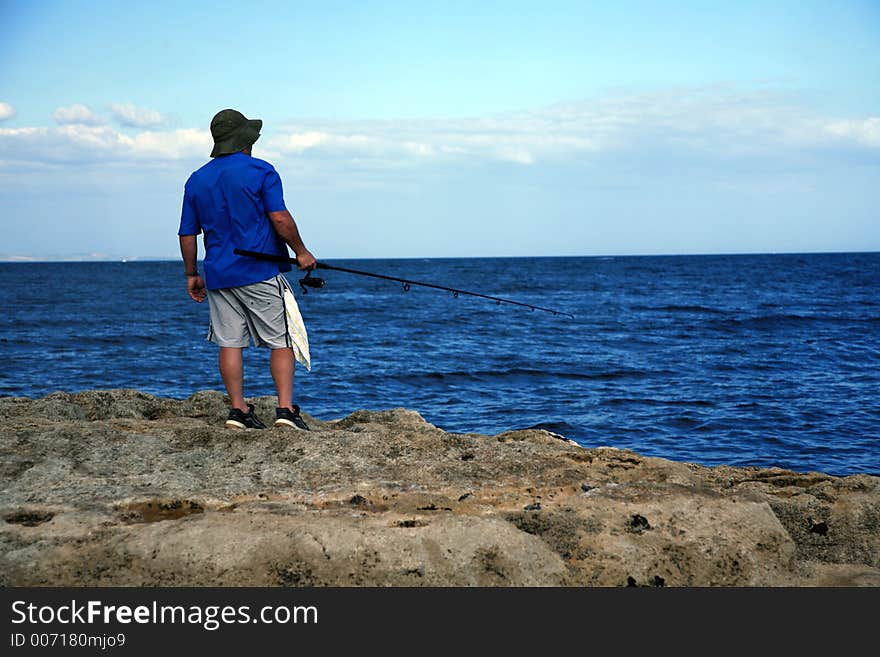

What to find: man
left=178, top=108, right=316, bottom=431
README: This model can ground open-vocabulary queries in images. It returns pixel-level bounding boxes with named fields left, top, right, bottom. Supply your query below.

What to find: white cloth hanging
left=280, top=278, right=311, bottom=371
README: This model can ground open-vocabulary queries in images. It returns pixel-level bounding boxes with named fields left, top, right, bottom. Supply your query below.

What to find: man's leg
left=219, top=347, right=246, bottom=410
left=270, top=347, right=295, bottom=410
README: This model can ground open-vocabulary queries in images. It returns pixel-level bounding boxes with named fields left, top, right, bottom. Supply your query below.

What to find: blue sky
left=1, top=0, right=878, bottom=259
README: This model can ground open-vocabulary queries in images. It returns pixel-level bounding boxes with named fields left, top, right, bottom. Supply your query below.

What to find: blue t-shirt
left=178, top=152, right=292, bottom=290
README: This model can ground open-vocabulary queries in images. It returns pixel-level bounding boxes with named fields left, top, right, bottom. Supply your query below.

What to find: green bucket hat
left=210, top=108, right=262, bottom=157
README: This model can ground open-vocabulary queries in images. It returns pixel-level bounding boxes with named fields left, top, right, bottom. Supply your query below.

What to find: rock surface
left=1, top=389, right=877, bottom=586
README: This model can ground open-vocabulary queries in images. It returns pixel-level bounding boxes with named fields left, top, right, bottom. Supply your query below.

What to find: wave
left=631, top=304, right=726, bottom=315
left=520, top=421, right=578, bottom=434
left=708, top=313, right=849, bottom=331
left=79, top=335, right=163, bottom=345
left=602, top=397, right=716, bottom=408
left=356, top=367, right=664, bottom=384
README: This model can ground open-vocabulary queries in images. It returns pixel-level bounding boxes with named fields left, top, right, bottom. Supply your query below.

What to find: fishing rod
left=234, top=248, right=574, bottom=318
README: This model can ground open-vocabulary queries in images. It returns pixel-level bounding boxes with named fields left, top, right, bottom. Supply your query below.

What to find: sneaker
left=225, top=403, right=267, bottom=430
left=275, top=405, right=310, bottom=431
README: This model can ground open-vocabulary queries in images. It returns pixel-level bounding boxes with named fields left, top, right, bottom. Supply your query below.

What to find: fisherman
left=178, top=108, right=315, bottom=431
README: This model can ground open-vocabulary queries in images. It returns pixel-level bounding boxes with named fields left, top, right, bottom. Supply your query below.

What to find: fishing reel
left=298, top=270, right=325, bottom=294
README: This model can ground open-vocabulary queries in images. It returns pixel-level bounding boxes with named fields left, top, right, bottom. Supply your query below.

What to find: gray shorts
left=206, top=275, right=294, bottom=349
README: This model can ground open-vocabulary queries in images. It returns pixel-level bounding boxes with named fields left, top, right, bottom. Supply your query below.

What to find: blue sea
left=1, top=253, right=878, bottom=476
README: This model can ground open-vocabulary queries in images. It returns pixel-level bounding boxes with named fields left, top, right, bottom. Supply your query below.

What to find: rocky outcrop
left=1, top=389, right=877, bottom=586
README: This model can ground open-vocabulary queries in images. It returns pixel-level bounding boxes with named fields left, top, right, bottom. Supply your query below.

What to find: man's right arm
left=179, top=234, right=206, bottom=302
left=267, top=210, right=316, bottom=270
left=178, top=181, right=206, bottom=302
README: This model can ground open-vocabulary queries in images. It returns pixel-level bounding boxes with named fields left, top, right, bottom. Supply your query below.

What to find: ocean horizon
left=1, top=248, right=878, bottom=263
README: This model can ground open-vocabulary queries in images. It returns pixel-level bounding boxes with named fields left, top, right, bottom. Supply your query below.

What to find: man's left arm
left=262, top=167, right=316, bottom=270
left=267, top=210, right=317, bottom=270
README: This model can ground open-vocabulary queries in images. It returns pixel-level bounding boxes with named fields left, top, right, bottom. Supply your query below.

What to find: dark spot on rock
left=417, top=503, right=438, bottom=511
left=404, top=567, right=424, bottom=577
left=506, top=508, right=591, bottom=561
left=626, top=576, right=638, bottom=587
left=396, top=519, right=427, bottom=528
left=628, top=514, right=651, bottom=533
left=581, top=483, right=595, bottom=492
left=349, top=494, right=368, bottom=506
left=117, top=499, right=204, bottom=524
left=524, top=502, right=542, bottom=511
left=476, top=548, right=507, bottom=581
left=809, top=520, right=829, bottom=536
left=458, top=493, right=472, bottom=501
left=274, top=563, right=317, bottom=586
left=752, top=472, right=832, bottom=488
left=460, top=452, right=475, bottom=461
left=652, top=575, right=665, bottom=587
left=5, top=511, right=54, bottom=527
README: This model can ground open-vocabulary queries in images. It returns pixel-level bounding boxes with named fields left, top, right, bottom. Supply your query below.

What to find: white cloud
left=1, top=88, right=877, bottom=173
left=0, top=125, right=211, bottom=163
left=823, top=117, right=880, bottom=147
left=271, top=130, right=331, bottom=152
left=52, top=104, right=104, bottom=125
left=266, top=88, right=879, bottom=171
left=109, top=103, right=165, bottom=128
left=120, top=127, right=211, bottom=158
left=0, top=103, right=15, bottom=121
